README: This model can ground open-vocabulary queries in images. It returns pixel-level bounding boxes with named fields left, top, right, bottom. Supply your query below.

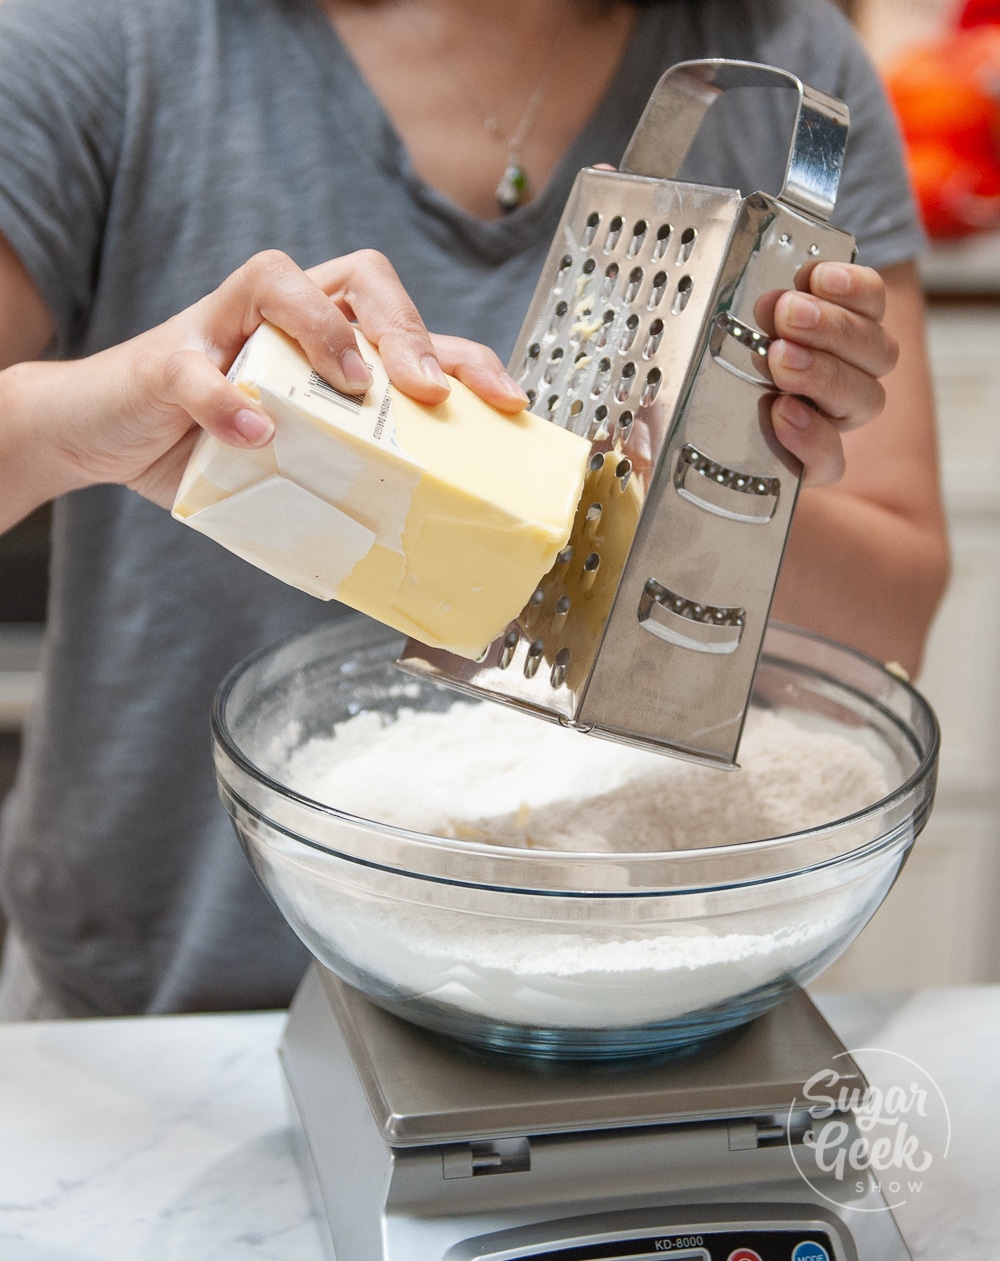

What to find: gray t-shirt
left=0, top=0, right=922, bottom=1015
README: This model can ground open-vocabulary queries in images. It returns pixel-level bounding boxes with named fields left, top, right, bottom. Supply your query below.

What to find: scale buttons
left=792, top=1244, right=830, bottom=1261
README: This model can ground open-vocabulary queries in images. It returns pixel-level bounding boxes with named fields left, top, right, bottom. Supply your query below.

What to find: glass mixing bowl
left=212, top=615, right=938, bottom=1060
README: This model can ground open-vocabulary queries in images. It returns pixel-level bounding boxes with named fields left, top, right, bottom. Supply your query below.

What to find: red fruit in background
left=958, top=0, right=1000, bottom=27
left=906, top=139, right=1000, bottom=237
left=884, top=27, right=1000, bottom=235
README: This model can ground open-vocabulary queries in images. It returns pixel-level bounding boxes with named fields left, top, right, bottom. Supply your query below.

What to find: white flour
left=282, top=701, right=888, bottom=851
left=275, top=701, right=893, bottom=1028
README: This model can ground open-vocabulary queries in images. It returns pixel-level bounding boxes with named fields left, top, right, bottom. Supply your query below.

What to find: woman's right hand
left=0, top=247, right=528, bottom=526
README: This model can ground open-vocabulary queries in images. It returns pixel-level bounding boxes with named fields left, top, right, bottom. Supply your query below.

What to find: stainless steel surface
left=398, top=59, right=856, bottom=768
left=280, top=967, right=913, bottom=1261
left=313, top=965, right=863, bottom=1146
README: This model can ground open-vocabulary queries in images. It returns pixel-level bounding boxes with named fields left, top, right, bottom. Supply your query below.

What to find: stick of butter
left=172, top=323, right=590, bottom=659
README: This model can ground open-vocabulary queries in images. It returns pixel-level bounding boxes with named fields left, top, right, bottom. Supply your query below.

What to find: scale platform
left=280, top=964, right=912, bottom=1261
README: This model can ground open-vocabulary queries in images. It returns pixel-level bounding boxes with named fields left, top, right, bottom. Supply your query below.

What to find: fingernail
left=233, top=408, right=274, bottom=445
left=341, top=346, right=372, bottom=389
left=778, top=395, right=815, bottom=430
left=421, top=355, right=450, bottom=390
left=774, top=340, right=813, bottom=371
left=785, top=293, right=820, bottom=329
left=817, top=263, right=851, bottom=295
left=501, top=372, right=530, bottom=405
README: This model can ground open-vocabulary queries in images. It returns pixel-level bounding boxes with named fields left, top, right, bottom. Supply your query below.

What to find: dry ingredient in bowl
left=274, top=700, right=894, bottom=1028
left=281, top=701, right=889, bottom=851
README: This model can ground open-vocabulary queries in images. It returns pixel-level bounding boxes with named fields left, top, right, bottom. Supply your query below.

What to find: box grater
left=398, top=59, right=857, bottom=768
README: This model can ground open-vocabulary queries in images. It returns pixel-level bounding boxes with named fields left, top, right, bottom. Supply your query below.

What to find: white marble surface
left=0, top=988, right=996, bottom=1260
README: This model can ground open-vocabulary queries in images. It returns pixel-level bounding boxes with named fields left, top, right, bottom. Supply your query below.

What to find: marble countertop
left=0, top=986, right=996, bottom=1260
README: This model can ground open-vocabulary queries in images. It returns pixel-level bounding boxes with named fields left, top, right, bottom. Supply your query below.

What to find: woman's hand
left=0, top=247, right=528, bottom=528
left=759, top=262, right=899, bottom=486
left=71, top=249, right=529, bottom=508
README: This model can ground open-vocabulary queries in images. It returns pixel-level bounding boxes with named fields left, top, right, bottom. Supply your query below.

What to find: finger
left=309, top=249, right=454, bottom=404
left=203, top=250, right=377, bottom=394
left=772, top=289, right=898, bottom=379
left=157, top=347, right=275, bottom=448
left=429, top=333, right=529, bottom=412
left=807, top=261, right=886, bottom=322
left=768, top=339, right=885, bottom=431
left=771, top=395, right=845, bottom=487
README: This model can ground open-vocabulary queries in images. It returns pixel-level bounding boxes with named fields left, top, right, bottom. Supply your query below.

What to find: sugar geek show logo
left=787, top=1047, right=951, bottom=1213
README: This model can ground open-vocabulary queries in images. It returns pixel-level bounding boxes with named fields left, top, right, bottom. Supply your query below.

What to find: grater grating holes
left=592, top=360, right=612, bottom=397
left=672, top=275, right=694, bottom=314
left=604, top=215, right=624, bottom=251
left=616, top=458, right=633, bottom=490
left=651, top=223, right=672, bottom=261
left=627, top=220, right=648, bottom=258
left=524, top=639, right=545, bottom=679
left=648, top=271, right=668, bottom=308
left=641, top=367, right=662, bottom=407
left=580, top=552, right=601, bottom=592
left=498, top=629, right=519, bottom=669
left=549, top=646, right=571, bottom=689
left=547, top=302, right=568, bottom=337
left=677, top=226, right=697, bottom=264
left=523, top=586, right=546, bottom=630
left=582, top=212, right=601, bottom=247
left=625, top=267, right=643, bottom=303
left=643, top=318, right=665, bottom=358
left=601, top=262, right=619, bottom=299
left=615, top=362, right=636, bottom=402
left=618, top=315, right=639, bottom=353
left=589, top=403, right=609, bottom=440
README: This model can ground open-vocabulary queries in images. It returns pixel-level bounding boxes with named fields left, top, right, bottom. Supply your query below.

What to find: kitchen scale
left=280, top=965, right=913, bottom=1261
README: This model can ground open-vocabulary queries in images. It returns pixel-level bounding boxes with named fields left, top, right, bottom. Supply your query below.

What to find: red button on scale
left=727, top=1251, right=763, bottom=1261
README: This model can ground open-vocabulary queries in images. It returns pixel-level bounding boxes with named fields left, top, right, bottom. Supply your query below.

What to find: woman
left=0, top=0, right=947, bottom=1017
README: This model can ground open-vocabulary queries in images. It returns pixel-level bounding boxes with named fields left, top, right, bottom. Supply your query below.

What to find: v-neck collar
left=292, top=2, right=674, bottom=258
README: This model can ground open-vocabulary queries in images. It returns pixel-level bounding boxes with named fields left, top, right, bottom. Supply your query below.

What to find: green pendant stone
left=496, top=163, right=529, bottom=212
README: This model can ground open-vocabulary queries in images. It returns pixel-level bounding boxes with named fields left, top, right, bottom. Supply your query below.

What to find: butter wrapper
left=171, top=323, right=589, bottom=658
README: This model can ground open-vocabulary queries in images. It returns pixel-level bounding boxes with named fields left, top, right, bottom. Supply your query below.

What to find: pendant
left=496, top=162, right=529, bottom=213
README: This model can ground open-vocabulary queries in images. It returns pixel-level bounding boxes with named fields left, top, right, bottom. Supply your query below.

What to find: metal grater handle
left=619, top=59, right=850, bottom=222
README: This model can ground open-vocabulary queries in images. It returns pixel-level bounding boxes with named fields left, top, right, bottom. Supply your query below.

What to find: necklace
left=406, top=9, right=563, bottom=213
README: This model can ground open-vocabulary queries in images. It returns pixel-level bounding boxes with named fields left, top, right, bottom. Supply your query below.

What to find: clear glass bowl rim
left=212, top=618, right=939, bottom=896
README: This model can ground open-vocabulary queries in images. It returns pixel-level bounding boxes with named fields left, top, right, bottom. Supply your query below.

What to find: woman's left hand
left=761, top=262, right=899, bottom=486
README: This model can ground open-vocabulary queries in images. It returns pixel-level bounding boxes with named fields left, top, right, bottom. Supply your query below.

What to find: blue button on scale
left=792, top=1243, right=830, bottom=1261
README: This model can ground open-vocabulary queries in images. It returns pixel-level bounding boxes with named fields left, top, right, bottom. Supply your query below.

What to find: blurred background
left=2, top=0, right=1000, bottom=991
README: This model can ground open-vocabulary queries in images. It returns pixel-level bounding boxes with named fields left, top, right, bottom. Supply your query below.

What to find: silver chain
left=403, top=7, right=563, bottom=211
